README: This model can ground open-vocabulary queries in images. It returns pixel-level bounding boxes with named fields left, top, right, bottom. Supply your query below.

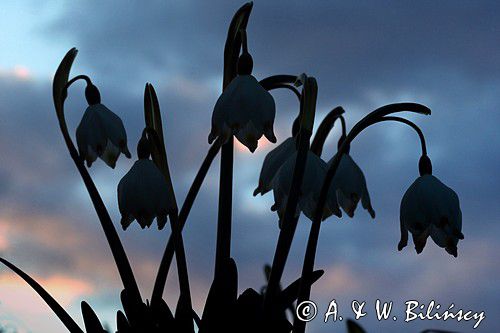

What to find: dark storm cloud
left=45, top=1, right=499, bottom=99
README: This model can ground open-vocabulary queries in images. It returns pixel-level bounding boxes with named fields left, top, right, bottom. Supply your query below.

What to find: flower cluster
left=254, top=136, right=374, bottom=225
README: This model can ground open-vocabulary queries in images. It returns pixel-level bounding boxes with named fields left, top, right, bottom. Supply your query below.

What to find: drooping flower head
left=76, top=84, right=131, bottom=168
left=271, top=150, right=341, bottom=225
left=327, top=153, right=375, bottom=219
left=117, top=132, right=176, bottom=230
left=208, top=52, right=276, bottom=152
left=254, top=137, right=296, bottom=196
left=399, top=156, right=463, bottom=257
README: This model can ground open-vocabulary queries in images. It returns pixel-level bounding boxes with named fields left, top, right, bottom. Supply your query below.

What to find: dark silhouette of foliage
left=0, top=2, right=464, bottom=333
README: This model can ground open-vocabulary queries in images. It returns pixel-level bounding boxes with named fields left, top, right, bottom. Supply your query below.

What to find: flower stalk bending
left=294, top=103, right=431, bottom=332
left=53, top=48, right=142, bottom=311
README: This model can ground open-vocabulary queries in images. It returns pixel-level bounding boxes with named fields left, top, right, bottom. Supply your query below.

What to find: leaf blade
left=0, top=257, right=83, bottom=333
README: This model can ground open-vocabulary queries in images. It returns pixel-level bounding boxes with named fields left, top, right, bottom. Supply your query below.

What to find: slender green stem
left=264, top=76, right=317, bottom=308
left=310, top=107, right=345, bottom=156
left=64, top=75, right=92, bottom=91
left=339, top=115, right=347, bottom=137
left=145, top=130, right=194, bottom=331
left=265, top=83, right=301, bottom=101
left=53, top=51, right=142, bottom=307
left=141, top=130, right=193, bottom=331
left=214, top=1, right=253, bottom=278
left=259, top=75, right=302, bottom=136
left=259, top=74, right=298, bottom=90
left=151, top=138, right=223, bottom=304
left=379, top=116, right=427, bottom=155
left=169, top=213, right=194, bottom=332
left=215, top=139, right=234, bottom=275
left=294, top=103, right=430, bottom=333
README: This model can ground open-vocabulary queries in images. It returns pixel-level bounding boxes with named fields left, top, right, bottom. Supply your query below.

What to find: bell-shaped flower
left=208, top=74, right=276, bottom=152
left=118, top=158, right=176, bottom=230
left=399, top=174, right=463, bottom=257
left=327, top=154, right=375, bottom=218
left=254, top=137, right=296, bottom=196
left=271, top=151, right=341, bottom=224
left=76, top=103, right=131, bottom=168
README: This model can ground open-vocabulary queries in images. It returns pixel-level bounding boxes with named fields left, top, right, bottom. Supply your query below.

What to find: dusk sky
left=0, top=1, right=499, bottom=332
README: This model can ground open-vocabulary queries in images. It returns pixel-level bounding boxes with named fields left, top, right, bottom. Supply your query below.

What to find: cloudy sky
left=0, top=1, right=499, bottom=332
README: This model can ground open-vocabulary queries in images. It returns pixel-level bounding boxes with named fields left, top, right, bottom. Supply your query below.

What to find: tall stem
left=294, top=104, right=430, bottom=332
left=151, top=139, right=223, bottom=303
left=310, top=107, right=345, bottom=156
left=259, top=74, right=302, bottom=136
left=214, top=139, right=234, bottom=275
left=52, top=49, right=142, bottom=306
left=214, top=1, right=253, bottom=277
left=265, top=76, right=317, bottom=307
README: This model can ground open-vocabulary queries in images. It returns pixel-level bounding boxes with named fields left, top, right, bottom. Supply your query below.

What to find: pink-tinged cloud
left=0, top=66, right=31, bottom=81
left=0, top=272, right=91, bottom=333
left=0, top=224, right=8, bottom=251
left=0, top=273, right=94, bottom=310
left=315, top=264, right=364, bottom=296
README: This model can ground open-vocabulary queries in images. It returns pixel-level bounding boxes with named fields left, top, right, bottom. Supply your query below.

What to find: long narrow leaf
left=53, top=48, right=78, bottom=117
left=0, top=257, right=83, bottom=333
left=144, top=83, right=168, bottom=175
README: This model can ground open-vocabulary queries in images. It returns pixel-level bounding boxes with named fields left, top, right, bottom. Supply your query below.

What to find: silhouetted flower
left=327, top=154, right=375, bottom=218
left=76, top=103, right=131, bottom=168
left=118, top=159, right=175, bottom=230
left=254, top=137, right=296, bottom=196
left=399, top=174, right=463, bottom=257
left=271, top=151, right=340, bottom=224
left=208, top=74, right=276, bottom=152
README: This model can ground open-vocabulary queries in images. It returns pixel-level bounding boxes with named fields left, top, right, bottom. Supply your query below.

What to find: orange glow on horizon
left=0, top=273, right=94, bottom=310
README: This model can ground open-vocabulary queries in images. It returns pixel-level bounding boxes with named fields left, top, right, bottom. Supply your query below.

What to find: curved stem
left=151, top=138, right=223, bottom=304
left=265, top=83, right=301, bottom=101
left=265, top=76, right=318, bottom=308
left=64, top=74, right=92, bottom=92
left=378, top=116, right=427, bottom=155
left=339, top=115, right=347, bottom=137
left=259, top=74, right=298, bottom=90
left=259, top=74, right=303, bottom=137
left=53, top=57, right=142, bottom=308
left=310, top=106, right=345, bottom=156
left=294, top=103, right=431, bottom=333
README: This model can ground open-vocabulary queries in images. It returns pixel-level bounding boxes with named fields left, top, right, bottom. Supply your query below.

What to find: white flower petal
left=271, top=151, right=332, bottom=222
left=95, top=104, right=129, bottom=150
left=400, top=174, right=462, bottom=256
left=328, top=154, right=373, bottom=218
left=76, top=103, right=130, bottom=168
left=76, top=106, right=107, bottom=157
left=85, top=145, right=99, bottom=167
left=255, top=137, right=296, bottom=196
left=235, top=121, right=261, bottom=152
left=210, top=75, right=276, bottom=151
left=118, top=159, right=176, bottom=230
left=101, top=140, right=120, bottom=168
